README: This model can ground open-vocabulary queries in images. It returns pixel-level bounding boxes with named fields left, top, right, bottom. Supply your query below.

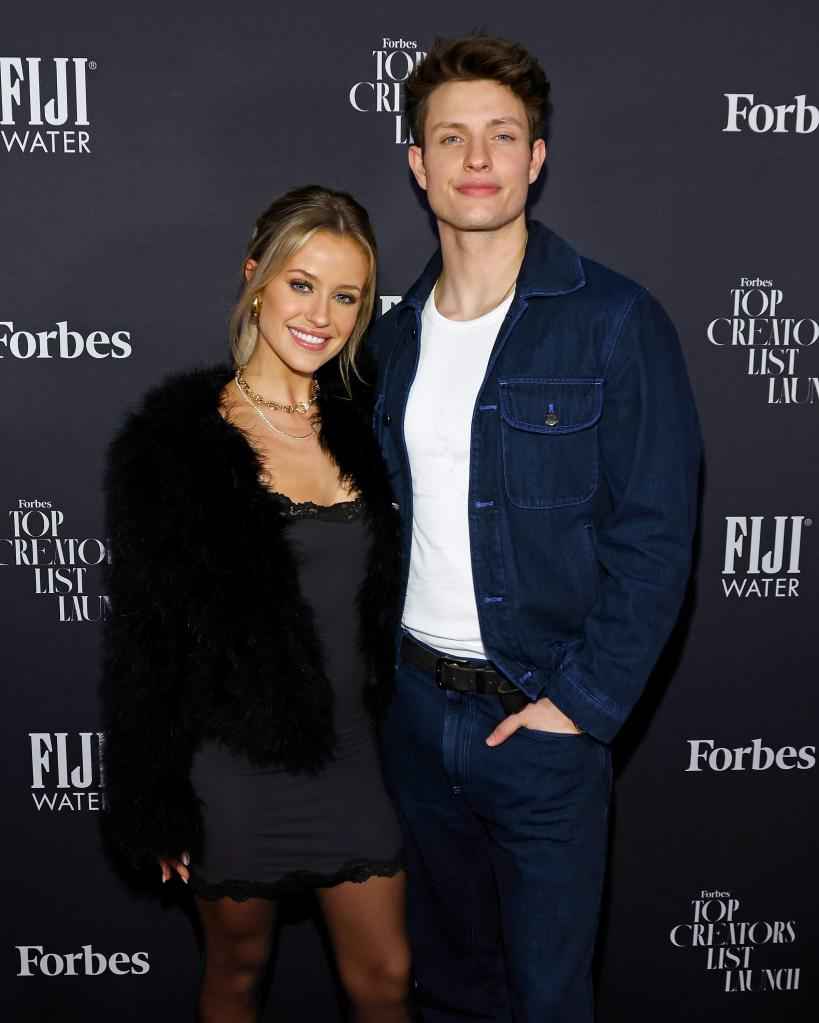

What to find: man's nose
left=464, top=141, right=491, bottom=171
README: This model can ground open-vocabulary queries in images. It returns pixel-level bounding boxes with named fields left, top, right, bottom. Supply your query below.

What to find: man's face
left=408, top=79, right=546, bottom=234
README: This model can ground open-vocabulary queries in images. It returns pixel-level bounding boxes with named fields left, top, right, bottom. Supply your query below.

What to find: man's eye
left=441, top=135, right=461, bottom=144
left=495, top=133, right=515, bottom=142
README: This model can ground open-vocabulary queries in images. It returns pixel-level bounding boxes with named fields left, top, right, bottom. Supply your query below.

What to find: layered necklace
left=234, top=367, right=319, bottom=441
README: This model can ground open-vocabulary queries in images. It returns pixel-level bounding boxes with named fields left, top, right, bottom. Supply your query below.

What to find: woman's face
left=248, top=230, right=370, bottom=378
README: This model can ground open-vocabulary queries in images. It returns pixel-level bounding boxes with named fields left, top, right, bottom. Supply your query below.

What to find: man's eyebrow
left=286, top=268, right=362, bottom=291
left=428, top=116, right=525, bottom=133
left=428, top=120, right=468, bottom=133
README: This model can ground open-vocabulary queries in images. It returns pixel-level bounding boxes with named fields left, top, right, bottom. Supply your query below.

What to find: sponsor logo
left=670, top=891, right=801, bottom=993
left=722, top=515, right=810, bottom=598
left=1, top=499, right=110, bottom=622
left=723, top=93, right=819, bottom=134
left=706, top=278, right=819, bottom=405
left=0, top=321, right=132, bottom=359
left=378, top=295, right=402, bottom=316
left=685, top=738, right=816, bottom=773
left=1, top=57, right=94, bottom=154
left=16, top=945, right=149, bottom=976
left=30, top=731, right=106, bottom=812
left=348, top=38, right=426, bottom=144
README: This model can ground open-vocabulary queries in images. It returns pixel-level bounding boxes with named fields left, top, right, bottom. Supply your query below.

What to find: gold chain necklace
left=433, top=234, right=525, bottom=314
left=234, top=379, right=315, bottom=441
left=433, top=275, right=517, bottom=314
left=236, top=366, right=319, bottom=414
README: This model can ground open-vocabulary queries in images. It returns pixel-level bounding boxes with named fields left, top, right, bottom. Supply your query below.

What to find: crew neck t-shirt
left=402, top=287, right=515, bottom=659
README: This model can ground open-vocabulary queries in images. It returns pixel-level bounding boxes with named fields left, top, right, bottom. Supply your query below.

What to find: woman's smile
left=287, top=325, right=333, bottom=350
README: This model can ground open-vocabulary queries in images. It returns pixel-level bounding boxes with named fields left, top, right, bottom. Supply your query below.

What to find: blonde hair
left=230, top=185, right=377, bottom=394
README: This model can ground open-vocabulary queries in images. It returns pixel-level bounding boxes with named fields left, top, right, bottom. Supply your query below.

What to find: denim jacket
left=367, top=221, right=702, bottom=743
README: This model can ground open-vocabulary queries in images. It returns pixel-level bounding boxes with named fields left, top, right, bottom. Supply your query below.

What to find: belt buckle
left=435, top=657, right=468, bottom=689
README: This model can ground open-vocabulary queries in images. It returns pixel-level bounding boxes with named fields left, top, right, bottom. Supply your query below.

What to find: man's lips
left=455, top=184, right=501, bottom=197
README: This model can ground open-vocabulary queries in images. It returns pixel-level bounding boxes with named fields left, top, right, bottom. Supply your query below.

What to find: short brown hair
left=230, top=185, right=377, bottom=394
left=405, top=34, right=552, bottom=149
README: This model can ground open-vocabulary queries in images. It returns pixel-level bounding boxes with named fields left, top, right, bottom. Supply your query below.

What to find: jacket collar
left=400, top=219, right=586, bottom=313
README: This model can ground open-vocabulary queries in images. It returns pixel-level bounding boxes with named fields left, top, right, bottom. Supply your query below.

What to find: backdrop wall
left=3, top=2, right=817, bottom=1020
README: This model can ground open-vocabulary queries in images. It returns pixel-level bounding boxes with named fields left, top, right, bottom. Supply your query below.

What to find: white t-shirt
left=402, top=287, right=515, bottom=659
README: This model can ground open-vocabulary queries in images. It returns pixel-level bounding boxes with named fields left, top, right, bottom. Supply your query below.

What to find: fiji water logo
left=0, top=57, right=94, bottom=154
left=722, top=515, right=809, bottom=598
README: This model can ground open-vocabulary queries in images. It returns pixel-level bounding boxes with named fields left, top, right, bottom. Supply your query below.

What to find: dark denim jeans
left=382, top=658, right=612, bottom=1022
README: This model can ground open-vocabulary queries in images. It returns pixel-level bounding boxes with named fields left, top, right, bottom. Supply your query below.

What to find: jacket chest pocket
left=498, top=378, right=603, bottom=510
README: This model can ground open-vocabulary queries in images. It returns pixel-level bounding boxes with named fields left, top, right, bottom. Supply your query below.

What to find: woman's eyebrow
left=287, top=268, right=362, bottom=291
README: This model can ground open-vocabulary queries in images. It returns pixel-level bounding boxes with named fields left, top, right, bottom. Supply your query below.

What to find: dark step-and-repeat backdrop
left=3, top=2, right=817, bottom=1020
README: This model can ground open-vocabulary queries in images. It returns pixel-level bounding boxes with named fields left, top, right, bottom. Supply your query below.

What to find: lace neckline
left=270, top=491, right=364, bottom=522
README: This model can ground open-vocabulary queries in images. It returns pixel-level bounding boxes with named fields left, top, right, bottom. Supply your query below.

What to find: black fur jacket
left=101, top=358, right=400, bottom=867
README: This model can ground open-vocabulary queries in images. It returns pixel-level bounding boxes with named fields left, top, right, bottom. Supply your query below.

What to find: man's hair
left=405, top=34, right=552, bottom=149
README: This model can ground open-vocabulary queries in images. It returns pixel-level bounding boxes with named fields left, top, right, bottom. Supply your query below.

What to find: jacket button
left=384, top=415, right=392, bottom=425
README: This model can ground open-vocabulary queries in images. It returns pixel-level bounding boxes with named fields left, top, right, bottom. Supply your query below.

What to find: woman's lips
left=288, top=326, right=332, bottom=351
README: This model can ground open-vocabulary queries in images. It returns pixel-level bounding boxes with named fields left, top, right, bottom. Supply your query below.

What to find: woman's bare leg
left=195, top=895, right=277, bottom=1023
left=318, top=872, right=411, bottom=1022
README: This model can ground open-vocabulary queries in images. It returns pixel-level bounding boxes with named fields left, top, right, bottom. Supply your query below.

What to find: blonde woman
left=102, top=186, right=410, bottom=1022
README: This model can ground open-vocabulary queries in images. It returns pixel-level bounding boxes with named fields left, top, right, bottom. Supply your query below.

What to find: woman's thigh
left=317, top=872, right=410, bottom=985
left=196, top=895, right=278, bottom=971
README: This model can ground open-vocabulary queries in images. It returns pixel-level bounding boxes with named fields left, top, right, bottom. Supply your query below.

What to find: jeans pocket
left=517, top=725, right=587, bottom=743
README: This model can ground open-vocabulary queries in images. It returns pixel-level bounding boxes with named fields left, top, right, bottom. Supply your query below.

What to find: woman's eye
left=335, top=293, right=357, bottom=305
left=290, top=280, right=312, bottom=293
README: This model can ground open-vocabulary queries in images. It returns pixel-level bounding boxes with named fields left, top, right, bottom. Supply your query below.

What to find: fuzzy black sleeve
left=100, top=409, right=202, bottom=870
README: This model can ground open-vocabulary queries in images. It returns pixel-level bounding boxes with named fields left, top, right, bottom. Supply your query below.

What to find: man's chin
left=437, top=208, right=523, bottom=234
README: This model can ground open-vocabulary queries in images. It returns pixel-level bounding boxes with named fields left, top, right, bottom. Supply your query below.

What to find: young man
left=369, top=35, right=701, bottom=1022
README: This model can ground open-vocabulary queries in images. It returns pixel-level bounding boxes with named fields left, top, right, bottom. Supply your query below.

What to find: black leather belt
left=400, top=633, right=529, bottom=712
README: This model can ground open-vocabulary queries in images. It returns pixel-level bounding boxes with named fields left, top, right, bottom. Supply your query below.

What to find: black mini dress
left=188, top=494, right=403, bottom=900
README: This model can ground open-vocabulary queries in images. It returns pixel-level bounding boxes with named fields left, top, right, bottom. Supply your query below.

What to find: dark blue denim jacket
left=367, top=221, right=702, bottom=743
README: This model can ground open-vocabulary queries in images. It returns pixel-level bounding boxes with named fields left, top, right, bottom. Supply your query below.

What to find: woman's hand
left=158, top=851, right=190, bottom=884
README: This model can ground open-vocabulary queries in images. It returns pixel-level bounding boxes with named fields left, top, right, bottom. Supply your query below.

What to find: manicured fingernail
left=182, top=876, right=189, bottom=884
left=182, top=852, right=190, bottom=866
left=161, top=875, right=167, bottom=883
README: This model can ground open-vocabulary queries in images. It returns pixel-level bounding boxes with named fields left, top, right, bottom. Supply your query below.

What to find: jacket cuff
left=103, top=782, right=202, bottom=870
left=540, top=665, right=624, bottom=745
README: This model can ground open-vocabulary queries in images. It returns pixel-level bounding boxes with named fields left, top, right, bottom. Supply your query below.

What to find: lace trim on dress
left=270, top=491, right=364, bottom=522
left=188, top=852, right=404, bottom=901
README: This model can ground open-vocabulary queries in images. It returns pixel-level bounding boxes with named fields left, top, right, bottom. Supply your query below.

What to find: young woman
left=102, top=186, right=410, bottom=1022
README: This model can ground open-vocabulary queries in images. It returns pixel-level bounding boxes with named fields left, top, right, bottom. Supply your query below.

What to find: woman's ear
left=244, top=258, right=258, bottom=282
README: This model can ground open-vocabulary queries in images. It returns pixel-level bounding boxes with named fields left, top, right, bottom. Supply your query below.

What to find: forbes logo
left=0, top=321, right=131, bottom=359
left=16, top=945, right=149, bottom=977
left=686, top=738, right=816, bottom=772
left=723, top=93, right=819, bottom=134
